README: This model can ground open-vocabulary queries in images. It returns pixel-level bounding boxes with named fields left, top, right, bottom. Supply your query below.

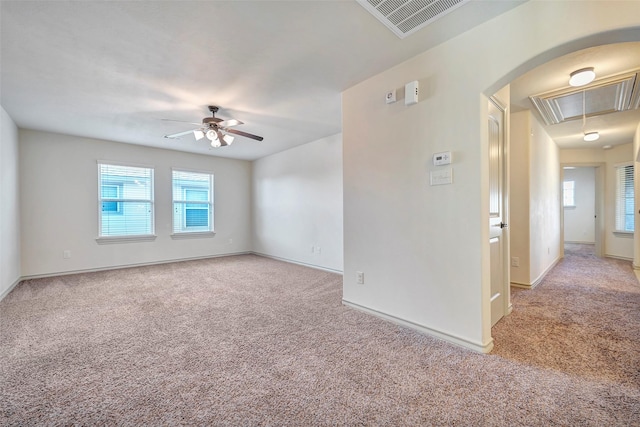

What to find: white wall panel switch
left=433, top=151, right=452, bottom=166
left=385, top=89, right=397, bottom=104
left=430, top=168, right=453, bottom=186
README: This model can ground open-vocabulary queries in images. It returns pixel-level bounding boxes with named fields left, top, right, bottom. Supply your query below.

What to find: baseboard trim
left=510, top=282, right=532, bottom=290
left=605, top=254, right=633, bottom=262
left=342, top=299, right=493, bottom=354
left=0, top=276, right=22, bottom=302
left=511, top=256, right=561, bottom=290
left=19, top=252, right=252, bottom=282
left=251, top=252, right=343, bottom=275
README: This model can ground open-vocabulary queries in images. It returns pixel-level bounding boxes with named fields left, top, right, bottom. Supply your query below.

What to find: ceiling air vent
left=357, top=0, right=470, bottom=39
left=530, top=70, right=640, bottom=126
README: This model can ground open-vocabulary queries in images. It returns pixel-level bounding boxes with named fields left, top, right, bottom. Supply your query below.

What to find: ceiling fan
left=163, top=106, right=264, bottom=147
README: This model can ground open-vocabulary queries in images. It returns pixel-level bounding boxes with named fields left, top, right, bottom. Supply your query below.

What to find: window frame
left=171, top=168, right=215, bottom=239
left=614, top=162, right=634, bottom=234
left=96, top=161, right=156, bottom=244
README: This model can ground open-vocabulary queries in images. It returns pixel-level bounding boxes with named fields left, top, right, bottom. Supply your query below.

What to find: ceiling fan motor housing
left=202, top=117, right=222, bottom=125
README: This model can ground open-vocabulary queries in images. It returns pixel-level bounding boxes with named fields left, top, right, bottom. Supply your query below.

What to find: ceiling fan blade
left=161, top=119, right=202, bottom=126
left=218, top=119, right=243, bottom=128
left=224, top=128, right=264, bottom=141
left=164, top=128, right=200, bottom=139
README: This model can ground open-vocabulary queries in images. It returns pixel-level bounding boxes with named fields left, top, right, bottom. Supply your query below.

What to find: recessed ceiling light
left=569, top=67, right=596, bottom=87
left=583, top=131, right=600, bottom=142
left=563, top=166, right=576, bottom=170
left=602, top=145, right=612, bottom=150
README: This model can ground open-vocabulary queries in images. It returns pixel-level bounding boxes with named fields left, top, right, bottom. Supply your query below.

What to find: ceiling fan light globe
left=210, top=139, right=222, bottom=148
left=206, top=129, right=218, bottom=141
left=193, top=130, right=205, bottom=141
left=569, top=67, right=595, bottom=87
left=223, top=134, right=235, bottom=145
left=583, top=131, right=600, bottom=142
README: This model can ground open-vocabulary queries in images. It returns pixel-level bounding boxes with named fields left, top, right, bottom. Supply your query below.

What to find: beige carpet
left=1, top=253, right=639, bottom=425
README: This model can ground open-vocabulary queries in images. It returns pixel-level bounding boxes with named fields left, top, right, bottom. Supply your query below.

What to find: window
left=615, top=163, right=634, bottom=233
left=98, top=163, right=154, bottom=238
left=563, top=180, right=575, bottom=207
left=101, top=184, right=122, bottom=213
left=172, top=170, right=213, bottom=234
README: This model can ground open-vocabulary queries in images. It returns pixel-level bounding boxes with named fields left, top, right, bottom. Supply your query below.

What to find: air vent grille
left=358, top=0, right=470, bottom=39
left=529, top=71, right=640, bottom=126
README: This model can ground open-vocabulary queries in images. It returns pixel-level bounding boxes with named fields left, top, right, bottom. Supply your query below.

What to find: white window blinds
left=172, top=170, right=214, bottom=234
left=615, top=163, right=634, bottom=232
left=98, top=163, right=154, bottom=237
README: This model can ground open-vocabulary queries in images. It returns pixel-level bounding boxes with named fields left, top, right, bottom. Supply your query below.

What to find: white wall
left=252, top=133, right=343, bottom=272
left=342, top=1, right=640, bottom=352
left=560, top=143, right=634, bottom=260
left=20, top=130, right=252, bottom=277
left=529, top=112, right=561, bottom=284
left=0, top=106, right=21, bottom=298
left=509, top=110, right=561, bottom=287
left=563, top=167, right=595, bottom=243
left=509, top=111, right=531, bottom=285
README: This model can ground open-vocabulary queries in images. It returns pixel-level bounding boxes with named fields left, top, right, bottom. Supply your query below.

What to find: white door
left=488, top=98, right=508, bottom=326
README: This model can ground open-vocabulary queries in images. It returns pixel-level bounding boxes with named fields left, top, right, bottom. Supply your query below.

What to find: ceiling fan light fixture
left=210, top=138, right=222, bottom=148
left=193, top=130, right=205, bottom=141
left=223, top=134, right=235, bottom=145
left=583, top=131, right=600, bottom=142
left=206, top=129, right=218, bottom=141
left=569, top=67, right=595, bottom=87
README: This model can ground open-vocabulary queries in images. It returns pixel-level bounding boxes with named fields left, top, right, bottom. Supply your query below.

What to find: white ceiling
left=1, top=0, right=523, bottom=160
left=510, top=42, right=640, bottom=150
left=4, top=1, right=637, bottom=159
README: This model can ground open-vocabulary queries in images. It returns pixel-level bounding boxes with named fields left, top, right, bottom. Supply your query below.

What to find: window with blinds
left=172, top=170, right=213, bottom=234
left=615, top=163, right=634, bottom=233
left=98, top=163, right=154, bottom=237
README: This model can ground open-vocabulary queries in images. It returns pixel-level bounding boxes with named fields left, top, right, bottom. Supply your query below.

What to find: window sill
left=613, top=231, right=634, bottom=238
left=171, top=231, right=216, bottom=240
left=96, top=235, right=157, bottom=245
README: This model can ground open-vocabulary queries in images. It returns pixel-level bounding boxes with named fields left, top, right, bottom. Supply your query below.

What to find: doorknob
left=500, top=222, right=508, bottom=229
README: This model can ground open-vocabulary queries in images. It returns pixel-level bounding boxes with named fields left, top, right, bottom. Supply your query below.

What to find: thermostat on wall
left=433, top=151, right=452, bottom=166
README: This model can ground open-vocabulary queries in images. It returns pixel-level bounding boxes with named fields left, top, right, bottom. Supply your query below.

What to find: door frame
left=559, top=162, right=605, bottom=258
left=489, top=95, right=512, bottom=323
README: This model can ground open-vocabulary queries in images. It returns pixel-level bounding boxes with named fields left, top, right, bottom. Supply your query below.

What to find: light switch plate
left=430, top=168, right=453, bottom=186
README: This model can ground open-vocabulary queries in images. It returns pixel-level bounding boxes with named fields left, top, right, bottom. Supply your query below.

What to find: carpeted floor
left=1, top=253, right=639, bottom=426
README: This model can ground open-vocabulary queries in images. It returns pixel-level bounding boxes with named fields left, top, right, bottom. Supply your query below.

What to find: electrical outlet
left=356, top=271, right=364, bottom=285
left=316, top=246, right=321, bottom=254
left=63, top=250, right=71, bottom=259
left=511, top=257, right=519, bottom=267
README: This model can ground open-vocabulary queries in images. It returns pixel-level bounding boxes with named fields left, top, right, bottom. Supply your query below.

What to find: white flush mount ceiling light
left=569, top=67, right=596, bottom=87
left=583, top=131, right=600, bottom=142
